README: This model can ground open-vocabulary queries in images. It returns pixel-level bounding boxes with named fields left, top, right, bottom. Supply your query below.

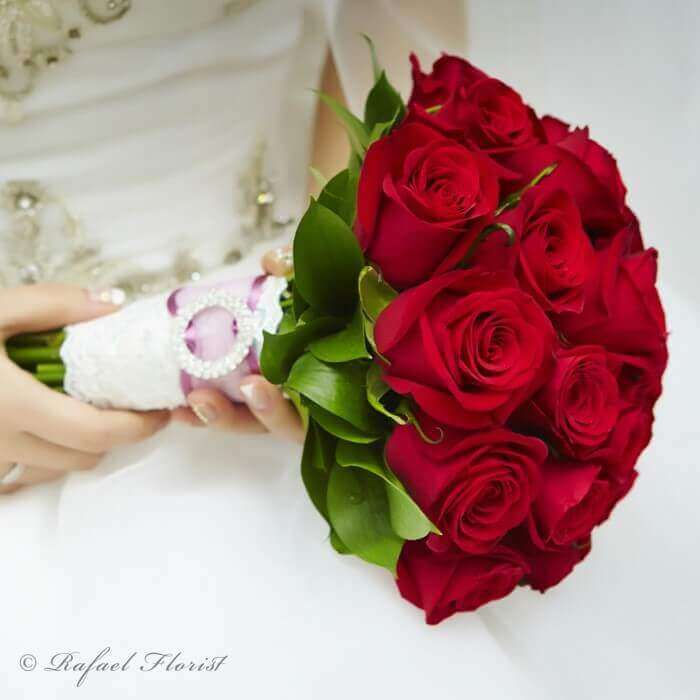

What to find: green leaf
left=293, top=199, right=364, bottom=316
left=326, top=462, right=404, bottom=573
left=367, top=112, right=401, bottom=147
left=329, top=528, right=350, bottom=554
left=347, top=149, right=362, bottom=180
left=385, top=486, right=438, bottom=540
left=362, top=34, right=382, bottom=82
left=301, top=421, right=335, bottom=521
left=358, top=265, right=397, bottom=323
left=292, top=281, right=308, bottom=320
left=310, top=305, right=370, bottom=363
left=336, top=441, right=435, bottom=540
left=364, top=71, right=406, bottom=132
left=277, top=307, right=296, bottom=333
left=315, top=91, right=369, bottom=156
left=286, top=353, right=384, bottom=434
left=317, top=168, right=358, bottom=228
left=309, top=403, right=381, bottom=444
left=358, top=265, right=397, bottom=353
left=366, top=362, right=407, bottom=425
left=260, top=315, right=344, bottom=385
left=285, top=388, right=309, bottom=432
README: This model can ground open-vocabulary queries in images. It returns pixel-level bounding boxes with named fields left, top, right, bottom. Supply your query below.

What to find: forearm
left=309, top=50, right=350, bottom=196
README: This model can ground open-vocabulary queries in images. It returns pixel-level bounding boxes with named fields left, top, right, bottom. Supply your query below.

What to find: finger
left=0, top=464, right=62, bottom=495
left=0, top=284, right=124, bottom=340
left=261, top=246, right=293, bottom=277
left=170, top=406, right=206, bottom=428
left=239, top=376, right=304, bottom=443
left=4, top=432, right=104, bottom=472
left=2, top=362, right=170, bottom=452
left=184, top=388, right=266, bottom=433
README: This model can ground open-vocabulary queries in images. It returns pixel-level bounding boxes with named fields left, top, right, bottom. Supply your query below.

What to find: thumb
left=240, top=376, right=305, bottom=443
left=0, top=284, right=124, bottom=339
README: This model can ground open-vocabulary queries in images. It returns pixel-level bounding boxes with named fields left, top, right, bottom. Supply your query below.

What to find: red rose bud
left=409, top=53, right=488, bottom=112
left=396, top=539, right=529, bottom=624
left=355, top=121, right=502, bottom=289
left=559, top=232, right=668, bottom=361
left=534, top=345, right=623, bottom=456
left=613, top=350, right=664, bottom=407
left=511, top=187, right=595, bottom=314
left=586, top=407, right=654, bottom=481
left=503, top=138, right=630, bottom=245
left=530, top=459, right=636, bottom=547
left=375, top=269, right=555, bottom=429
left=409, top=54, right=544, bottom=152
left=509, top=527, right=591, bottom=593
left=387, top=421, right=546, bottom=554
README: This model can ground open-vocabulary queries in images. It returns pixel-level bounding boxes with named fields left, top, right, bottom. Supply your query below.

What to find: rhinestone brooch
left=172, top=290, right=256, bottom=380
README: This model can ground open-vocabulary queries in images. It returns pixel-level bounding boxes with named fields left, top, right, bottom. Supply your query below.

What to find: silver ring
left=1, top=463, right=26, bottom=487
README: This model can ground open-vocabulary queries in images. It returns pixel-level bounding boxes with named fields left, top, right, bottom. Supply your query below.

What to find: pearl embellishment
left=172, top=289, right=256, bottom=380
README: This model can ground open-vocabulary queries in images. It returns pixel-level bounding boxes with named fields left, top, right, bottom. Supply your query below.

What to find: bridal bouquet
left=7, top=41, right=667, bottom=624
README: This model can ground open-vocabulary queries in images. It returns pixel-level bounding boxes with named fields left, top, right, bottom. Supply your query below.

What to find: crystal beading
left=172, top=289, right=256, bottom=380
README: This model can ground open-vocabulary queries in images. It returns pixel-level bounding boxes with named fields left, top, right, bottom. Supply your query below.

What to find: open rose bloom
left=8, top=46, right=667, bottom=625
left=345, top=50, right=665, bottom=624
left=361, top=53, right=667, bottom=623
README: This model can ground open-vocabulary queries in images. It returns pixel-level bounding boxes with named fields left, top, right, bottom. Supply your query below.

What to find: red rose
left=533, top=345, right=622, bottom=455
left=531, top=459, right=635, bottom=546
left=509, top=188, right=595, bottom=314
left=375, top=269, right=555, bottom=429
left=509, top=527, right=591, bottom=592
left=548, top=125, right=628, bottom=208
left=387, top=421, right=546, bottom=554
left=356, top=121, right=502, bottom=289
left=614, top=350, right=664, bottom=407
left=409, top=54, right=543, bottom=152
left=587, top=406, right=654, bottom=480
left=396, top=539, right=529, bottom=624
left=409, top=53, right=488, bottom=112
left=517, top=346, right=656, bottom=475
left=559, top=233, right=667, bottom=357
left=541, top=115, right=571, bottom=143
left=503, top=138, right=630, bottom=246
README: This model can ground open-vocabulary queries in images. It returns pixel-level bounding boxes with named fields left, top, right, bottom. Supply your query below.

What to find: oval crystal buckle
left=172, top=289, right=256, bottom=380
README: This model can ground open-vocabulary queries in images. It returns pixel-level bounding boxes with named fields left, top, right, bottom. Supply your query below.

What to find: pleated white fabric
left=1, top=2, right=698, bottom=699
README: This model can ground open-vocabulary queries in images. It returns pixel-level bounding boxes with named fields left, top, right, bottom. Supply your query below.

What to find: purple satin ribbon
left=167, top=274, right=267, bottom=403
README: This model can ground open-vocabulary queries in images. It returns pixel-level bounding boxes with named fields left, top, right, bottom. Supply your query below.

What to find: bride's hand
left=171, top=52, right=344, bottom=445
left=0, top=285, right=171, bottom=494
left=173, top=247, right=304, bottom=443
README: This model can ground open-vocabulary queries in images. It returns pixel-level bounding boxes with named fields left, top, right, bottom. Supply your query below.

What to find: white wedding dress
left=1, top=2, right=698, bottom=699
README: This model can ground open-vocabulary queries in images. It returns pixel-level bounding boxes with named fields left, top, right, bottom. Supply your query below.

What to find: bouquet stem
left=5, top=331, right=67, bottom=389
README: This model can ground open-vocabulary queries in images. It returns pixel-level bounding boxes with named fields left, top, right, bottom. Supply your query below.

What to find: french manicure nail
left=272, top=247, right=293, bottom=269
left=88, top=286, right=126, bottom=306
left=240, top=381, right=270, bottom=412
left=190, top=402, right=218, bottom=425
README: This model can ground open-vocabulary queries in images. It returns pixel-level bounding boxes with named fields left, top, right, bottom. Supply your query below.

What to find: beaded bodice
left=0, top=0, right=322, bottom=298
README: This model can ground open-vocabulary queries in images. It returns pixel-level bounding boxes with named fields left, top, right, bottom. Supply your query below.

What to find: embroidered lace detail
left=0, top=166, right=295, bottom=301
left=61, top=291, right=186, bottom=410
left=0, top=179, right=206, bottom=296
left=0, top=0, right=131, bottom=119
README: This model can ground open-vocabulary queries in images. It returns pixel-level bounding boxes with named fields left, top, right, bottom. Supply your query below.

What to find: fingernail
left=240, top=380, right=270, bottom=412
left=272, top=247, right=293, bottom=270
left=190, top=402, right=218, bottom=425
left=88, top=286, right=126, bottom=306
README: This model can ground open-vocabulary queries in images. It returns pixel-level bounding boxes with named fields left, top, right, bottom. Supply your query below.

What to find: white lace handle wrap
left=60, top=276, right=286, bottom=411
